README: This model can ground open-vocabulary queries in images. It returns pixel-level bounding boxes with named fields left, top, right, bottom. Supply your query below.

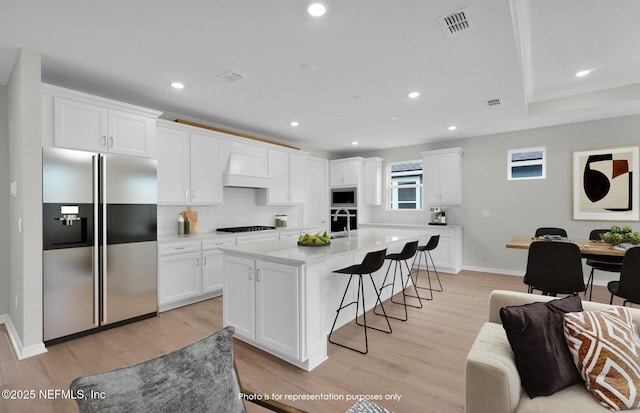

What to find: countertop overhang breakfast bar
left=220, top=227, right=430, bottom=371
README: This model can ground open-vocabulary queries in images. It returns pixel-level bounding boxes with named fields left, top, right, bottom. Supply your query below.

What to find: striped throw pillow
left=564, top=307, right=640, bottom=411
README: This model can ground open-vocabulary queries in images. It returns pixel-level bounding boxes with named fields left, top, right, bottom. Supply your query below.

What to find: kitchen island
left=220, top=228, right=429, bottom=371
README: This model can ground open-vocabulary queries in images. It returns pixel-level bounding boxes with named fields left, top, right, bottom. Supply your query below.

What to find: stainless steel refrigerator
left=43, top=147, right=157, bottom=344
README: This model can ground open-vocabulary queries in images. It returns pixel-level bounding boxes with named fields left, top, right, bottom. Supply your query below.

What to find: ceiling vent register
left=215, top=70, right=245, bottom=83
left=440, top=8, right=471, bottom=36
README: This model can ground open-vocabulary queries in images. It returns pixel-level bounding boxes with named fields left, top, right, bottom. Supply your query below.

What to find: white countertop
left=157, top=226, right=316, bottom=244
left=359, top=222, right=462, bottom=230
left=219, top=227, right=427, bottom=266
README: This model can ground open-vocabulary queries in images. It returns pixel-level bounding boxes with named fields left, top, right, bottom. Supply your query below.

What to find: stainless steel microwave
left=331, top=187, right=357, bottom=208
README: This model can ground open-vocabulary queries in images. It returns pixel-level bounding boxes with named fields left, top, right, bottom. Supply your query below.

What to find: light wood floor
left=0, top=270, right=623, bottom=413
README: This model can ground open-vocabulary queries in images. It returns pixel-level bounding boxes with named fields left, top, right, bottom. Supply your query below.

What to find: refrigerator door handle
left=93, top=155, right=100, bottom=327
left=101, top=154, right=108, bottom=325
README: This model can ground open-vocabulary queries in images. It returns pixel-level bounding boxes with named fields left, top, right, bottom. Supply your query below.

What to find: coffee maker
left=429, top=207, right=447, bottom=225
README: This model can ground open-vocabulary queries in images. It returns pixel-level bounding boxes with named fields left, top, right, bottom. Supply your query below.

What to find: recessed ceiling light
left=171, top=82, right=184, bottom=89
left=290, top=121, right=299, bottom=127
left=307, top=2, right=327, bottom=17
left=352, top=141, right=359, bottom=146
left=389, top=116, right=399, bottom=120
left=575, top=70, right=590, bottom=77
left=448, top=125, right=457, bottom=131
left=408, top=91, right=420, bottom=99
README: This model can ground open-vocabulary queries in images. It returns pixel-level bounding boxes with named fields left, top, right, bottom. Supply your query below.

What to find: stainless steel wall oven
left=331, top=187, right=357, bottom=208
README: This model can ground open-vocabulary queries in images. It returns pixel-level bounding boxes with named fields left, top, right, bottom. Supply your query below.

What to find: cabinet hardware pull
left=185, top=189, right=189, bottom=199
left=248, top=267, right=253, bottom=280
left=195, top=257, right=200, bottom=266
left=109, top=136, right=114, bottom=147
left=256, top=268, right=261, bottom=282
left=101, top=136, right=107, bottom=147
left=203, top=257, right=207, bottom=265
left=174, top=246, right=186, bottom=250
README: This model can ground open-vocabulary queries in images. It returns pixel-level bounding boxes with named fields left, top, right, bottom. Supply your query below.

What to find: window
left=389, top=161, right=423, bottom=210
left=508, top=147, right=546, bottom=180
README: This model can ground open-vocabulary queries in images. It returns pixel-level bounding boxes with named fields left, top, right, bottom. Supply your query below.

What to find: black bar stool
left=374, top=241, right=421, bottom=322
left=328, top=249, right=391, bottom=354
left=409, top=235, right=443, bottom=302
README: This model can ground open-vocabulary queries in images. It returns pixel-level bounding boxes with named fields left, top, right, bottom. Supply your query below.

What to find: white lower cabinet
left=417, top=226, right=462, bottom=274
left=157, top=238, right=234, bottom=312
left=158, top=250, right=201, bottom=307
left=224, top=256, right=300, bottom=360
left=157, top=242, right=202, bottom=311
left=202, top=238, right=235, bottom=293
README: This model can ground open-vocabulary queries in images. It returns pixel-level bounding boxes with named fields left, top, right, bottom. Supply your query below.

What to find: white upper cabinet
left=156, top=121, right=223, bottom=205
left=46, top=84, right=160, bottom=158
left=190, top=133, right=223, bottom=204
left=422, top=148, right=463, bottom=205
left=363, top=157, right=383, bottom=205
left=330, top=157, right=363, bottom=187
left=258, top=149, right=308, bottom=205
left=157, top=125, right=190, bottom=204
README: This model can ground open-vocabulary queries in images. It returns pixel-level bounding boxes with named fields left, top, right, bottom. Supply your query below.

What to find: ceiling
left=1, top=0, right=639, bottom=155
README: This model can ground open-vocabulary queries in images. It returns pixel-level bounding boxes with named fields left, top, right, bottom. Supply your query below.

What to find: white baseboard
left=461, top=265, right=614, bottom=288
left=0, top=315, right=47, bottom=360
left=462, top=265, right=524, bottom=277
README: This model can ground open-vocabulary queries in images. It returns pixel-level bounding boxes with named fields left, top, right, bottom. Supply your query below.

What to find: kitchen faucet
left=332, top=208, right=351, bottom=238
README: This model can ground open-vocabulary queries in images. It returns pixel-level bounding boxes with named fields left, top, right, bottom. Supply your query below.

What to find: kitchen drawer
left=202, top=237, right=236, bottom=250
left=236, top=232, right=280, bottom=244
left=158, top=241, right=200, bottom=256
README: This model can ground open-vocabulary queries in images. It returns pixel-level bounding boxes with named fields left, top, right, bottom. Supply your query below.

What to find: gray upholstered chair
left=69, top=326, right=307, bottom=413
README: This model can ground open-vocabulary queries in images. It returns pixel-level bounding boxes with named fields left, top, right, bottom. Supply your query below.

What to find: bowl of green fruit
left=298, top=232, right=331, bottom=247
left=600, top=225, right=640, bottom=246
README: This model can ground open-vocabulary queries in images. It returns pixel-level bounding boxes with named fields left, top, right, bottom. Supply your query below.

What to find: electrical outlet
left=15, top=294, right=18, bottom=309
left=481, top=210, right=490, bottom=218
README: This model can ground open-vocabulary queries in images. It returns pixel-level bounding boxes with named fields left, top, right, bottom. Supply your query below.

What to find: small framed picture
left=507, top=146, right=546, bottom=180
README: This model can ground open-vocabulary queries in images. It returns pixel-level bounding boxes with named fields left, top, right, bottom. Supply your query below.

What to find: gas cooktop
left=216, top=225, right=277, bottom=233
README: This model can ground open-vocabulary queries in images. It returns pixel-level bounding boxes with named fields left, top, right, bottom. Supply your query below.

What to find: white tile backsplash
left=157, top=187, right=300, bottom=235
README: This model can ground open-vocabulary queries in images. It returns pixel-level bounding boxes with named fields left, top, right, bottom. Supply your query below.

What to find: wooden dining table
left=506, top=236, right=627, bottom=257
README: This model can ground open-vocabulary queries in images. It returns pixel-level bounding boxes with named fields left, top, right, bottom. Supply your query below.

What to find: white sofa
left=465, top=290, right=640, bottom=413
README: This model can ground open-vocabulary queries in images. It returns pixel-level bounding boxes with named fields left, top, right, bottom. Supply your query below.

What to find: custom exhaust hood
left=223, top=152, right=271, bottom=188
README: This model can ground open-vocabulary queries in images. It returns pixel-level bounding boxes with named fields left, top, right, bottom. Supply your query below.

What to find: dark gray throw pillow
left=500, top=295, right=583, bottom=398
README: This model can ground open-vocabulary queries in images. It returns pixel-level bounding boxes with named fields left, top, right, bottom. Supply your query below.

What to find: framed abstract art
left=573, top=146, right=640, bottom=221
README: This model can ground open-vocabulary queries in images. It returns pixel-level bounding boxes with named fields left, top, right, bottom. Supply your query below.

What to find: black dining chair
left=534, top=227, right=568, bottom=238
left=608, top=247, right=640, bottom=306
left=523, top=241, right=585, bottom=296
left=584, top=229, right=623, bottom=300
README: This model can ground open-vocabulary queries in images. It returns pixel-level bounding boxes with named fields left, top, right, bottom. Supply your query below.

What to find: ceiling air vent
left=215, top=70, right=245, bottom=83
left=440, top=8, right=471, bottom=37
left=487, top=98, right=502, bottom=107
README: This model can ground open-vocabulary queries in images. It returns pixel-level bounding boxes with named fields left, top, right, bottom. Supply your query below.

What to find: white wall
left=157, top=187, right=302, bottom=235
left=7, top=49, right=44, bottom=356
left=354, top=114, right=640, bottom=284
left=0, top=85, right=9, bottom=316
